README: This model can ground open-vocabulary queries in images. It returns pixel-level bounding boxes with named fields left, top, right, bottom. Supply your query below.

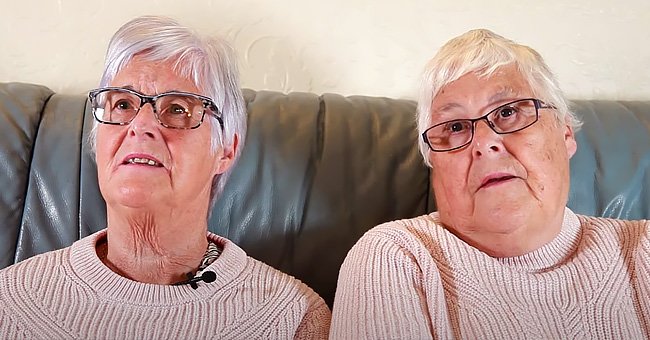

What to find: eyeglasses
left=421, top=98, right=554, bottom=152
left=88, top=87, right=224, bottom=130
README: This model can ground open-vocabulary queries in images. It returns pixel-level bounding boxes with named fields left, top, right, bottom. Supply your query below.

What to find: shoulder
left=247, top=256, right=327, bottom=307
left=231, top=256, right=332, bottom=339
left=338, top=213, right=461, bottom=281
left=331, top=215, right=450, bottom=339
left=351, top=213, right=453, bottom=259
left=0, top=246, right=72, bottom=328
left=364, top=213, right=439, bottom=241
left=0, top=231, right=91, bottom=286
left=577, top=214, right=650, bottom=255
left=221, top=246, right=332, bottom=337
left=207, top=232, right=329, bottom=313
left=0, top=230, right=106, bottom=308
left=0, top=246, right=71, bottom=284
left=578, top=214, right=650, bottom=240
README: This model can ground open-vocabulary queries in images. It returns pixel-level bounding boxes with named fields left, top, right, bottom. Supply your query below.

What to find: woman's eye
left=498, top=106, right=517, bottom=118
left=447, top=121, right=466, bottom=133
left=115, top=100, right=133, bottom=111
left=169, top=104, right=188, bottom=115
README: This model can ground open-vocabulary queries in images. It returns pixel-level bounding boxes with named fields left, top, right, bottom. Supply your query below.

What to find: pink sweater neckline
left=428, top=208, right=583, bottom=272
left=69, top=230, right=248, bottom=305
left=495, top=209, right=582, bottom=270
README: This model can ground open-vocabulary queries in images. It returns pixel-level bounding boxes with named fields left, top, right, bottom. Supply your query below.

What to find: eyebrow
left=431, top=86, right=524, bottom=123
left=429, top=103, right=463, bottom=124
left=488, top=87, right=521, bottom=104
left=434, top=87, right=521, bottom=113
left=113, top=86, right=185, bottom=96
left=435, top=102, right=463, bottom=113
left=117, top=85, right=136, bottom=91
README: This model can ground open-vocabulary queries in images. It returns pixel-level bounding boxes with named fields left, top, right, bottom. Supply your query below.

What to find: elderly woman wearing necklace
left=0, top=16, right=330, bottom=339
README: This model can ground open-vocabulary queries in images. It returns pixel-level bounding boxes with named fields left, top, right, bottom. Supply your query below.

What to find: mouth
left=479, top=174, right=518, bottom=190
left=122, top=156, right=164, bottom=168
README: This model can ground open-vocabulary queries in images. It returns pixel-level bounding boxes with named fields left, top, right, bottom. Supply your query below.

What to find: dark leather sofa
left=1, top=82, right=649, bottom=306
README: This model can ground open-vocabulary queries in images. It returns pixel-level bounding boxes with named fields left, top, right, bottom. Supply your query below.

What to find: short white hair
left=417, top=29, right=582, bottom=167
left=89, top=15, right=246, bottom=208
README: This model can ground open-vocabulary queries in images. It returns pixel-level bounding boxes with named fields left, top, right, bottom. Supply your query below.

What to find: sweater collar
left=433, top=208, right=582, bottom=272
left=69, top=230, right=247, bottom=305
left=494, top=208, right=582, bottom=271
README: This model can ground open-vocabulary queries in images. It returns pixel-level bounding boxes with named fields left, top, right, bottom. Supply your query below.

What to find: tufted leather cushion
left=0, top=82, right=649, bottom=305
left=568, top=100, right=650, bottom=219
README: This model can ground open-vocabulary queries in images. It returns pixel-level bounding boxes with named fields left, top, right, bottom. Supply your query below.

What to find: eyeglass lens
left=424, top=99, right=539, bottom=151
left=92, top=89, right=206, bottom=129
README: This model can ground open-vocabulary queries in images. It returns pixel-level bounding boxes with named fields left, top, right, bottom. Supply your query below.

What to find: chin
left=114, top=196, right=155, bottom=209
left=102, top=184, right=161, bottom=210
left=473, top=199, right=533, bottom=229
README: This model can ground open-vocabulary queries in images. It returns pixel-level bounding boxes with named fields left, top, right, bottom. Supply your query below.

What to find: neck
left=99, top=206, right=209, bottom=284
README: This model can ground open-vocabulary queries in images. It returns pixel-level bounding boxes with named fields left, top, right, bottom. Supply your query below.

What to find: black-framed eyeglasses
left=88, top=87, right=224, bottom=130
left=421, top=98, right=554, bottom=152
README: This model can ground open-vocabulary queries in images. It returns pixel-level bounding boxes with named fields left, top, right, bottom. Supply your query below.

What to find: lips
left=121, top=154, right=164, bottom=168
left=478, top=173, right=518, bottom=190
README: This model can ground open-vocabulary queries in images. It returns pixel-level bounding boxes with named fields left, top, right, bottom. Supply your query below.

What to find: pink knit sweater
left=331, top=209, right=650, bottom=339
left=0, top=230, right=331, bottom=339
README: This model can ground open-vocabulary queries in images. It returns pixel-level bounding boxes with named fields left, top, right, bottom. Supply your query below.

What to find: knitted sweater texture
left=330, top=209, right=650, bottom=339
left=0, top=230, right=331, bottom=339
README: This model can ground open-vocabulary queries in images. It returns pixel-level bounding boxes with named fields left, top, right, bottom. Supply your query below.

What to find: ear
left=214, top=134, right=239, bottom=175
left=563, top=124, right=577, bottom=159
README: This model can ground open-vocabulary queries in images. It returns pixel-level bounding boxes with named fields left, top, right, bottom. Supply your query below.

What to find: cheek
left=515, top=132, right=569, bottom=197
left=171, top=132, right=218, bottom=181
left=430, top=154, right=471, bottom=205
left=95, top=128, right=119, bottom=168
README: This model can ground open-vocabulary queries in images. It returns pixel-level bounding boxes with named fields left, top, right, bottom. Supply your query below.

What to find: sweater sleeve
left=330, top=230, right=436, bottom=340
left=294, top=297, right=332, bottom=340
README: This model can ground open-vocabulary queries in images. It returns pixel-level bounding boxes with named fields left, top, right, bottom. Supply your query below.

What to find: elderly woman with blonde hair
left=330, top=29, right=650, bottom=339
left=0, top=16, right=330, bottom=339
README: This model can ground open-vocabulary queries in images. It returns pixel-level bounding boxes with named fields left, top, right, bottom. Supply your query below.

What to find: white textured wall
left=1, top=0, right=649, bottom=100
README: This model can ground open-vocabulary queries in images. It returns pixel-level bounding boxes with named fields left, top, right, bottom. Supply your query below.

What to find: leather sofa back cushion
left=1, top=82, right=649, bottom=305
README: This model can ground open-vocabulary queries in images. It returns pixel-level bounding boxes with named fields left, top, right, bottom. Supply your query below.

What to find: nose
left=471, top=119, right=503, bottom=157
left=127, top=103, right=159, bottom=139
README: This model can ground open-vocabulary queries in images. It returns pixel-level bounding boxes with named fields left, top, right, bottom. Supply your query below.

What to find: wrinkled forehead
left=111, top=55, right=202, bottom=95
left=431, top=67, right=532, bottom=117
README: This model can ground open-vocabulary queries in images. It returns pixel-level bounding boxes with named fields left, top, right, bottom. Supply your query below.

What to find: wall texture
left=1, top=0, right=649, bottom=100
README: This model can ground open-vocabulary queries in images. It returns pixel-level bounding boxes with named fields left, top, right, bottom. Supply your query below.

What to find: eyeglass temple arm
left=537, top=99, right=556, bottom=109
left=205, top=102, right=225, bottom=131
